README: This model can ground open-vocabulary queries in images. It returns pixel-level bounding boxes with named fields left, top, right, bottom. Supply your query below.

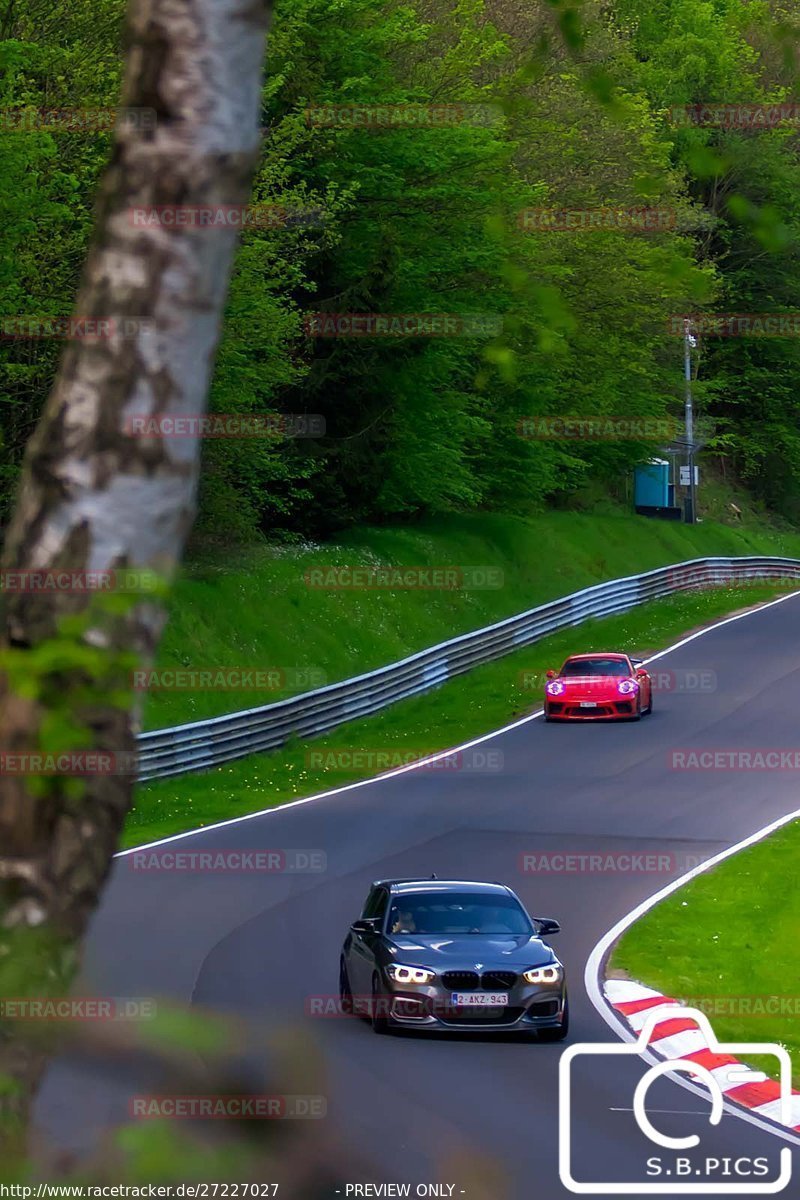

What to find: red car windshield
left=560, top=657, right=630, bottom=678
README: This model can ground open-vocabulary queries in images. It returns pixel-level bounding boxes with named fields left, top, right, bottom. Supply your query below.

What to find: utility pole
left=684, top=318, right=697, bottom=523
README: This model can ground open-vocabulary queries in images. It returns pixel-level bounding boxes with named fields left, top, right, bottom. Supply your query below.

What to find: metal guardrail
left=137, top=555, right=800, bottom=781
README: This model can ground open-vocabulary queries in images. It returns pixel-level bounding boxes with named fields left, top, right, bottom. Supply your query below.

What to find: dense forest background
left=2, top=0, right=800, bottom=541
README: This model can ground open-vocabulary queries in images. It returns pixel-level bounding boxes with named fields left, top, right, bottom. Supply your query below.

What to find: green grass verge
left=145, top=508, right=800, bottom=731
left=126, top=582, right=789, bottom=847
left=612, top=815, right=800, bottom=1086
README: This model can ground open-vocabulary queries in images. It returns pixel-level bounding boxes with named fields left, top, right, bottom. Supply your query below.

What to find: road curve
left=35, top=593, right=800, bottom=1197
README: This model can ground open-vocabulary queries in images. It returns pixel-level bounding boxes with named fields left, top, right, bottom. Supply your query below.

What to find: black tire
left=339, top=957, right=353, bottom=1016
left=371, top=973, right=390, bottom=1034
left=630, top=696, right=642, bottom=721
left=643, top=690, right=653, bottom=716
left=539, top=993, right=569, bottom=1042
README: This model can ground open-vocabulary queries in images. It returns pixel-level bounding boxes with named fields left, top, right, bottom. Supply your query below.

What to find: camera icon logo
left=559, top=1006, right=793, bottom=1193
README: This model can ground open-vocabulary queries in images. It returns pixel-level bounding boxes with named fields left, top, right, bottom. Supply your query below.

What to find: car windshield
left=387, top=892, right=532, bottom=935
left=561, top=657, right=629, bottom=678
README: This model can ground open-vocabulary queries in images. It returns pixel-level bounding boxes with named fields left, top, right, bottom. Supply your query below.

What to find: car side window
left=361, top=887, right=388, bottom=921
left=373, top=889, right=388, bottom=924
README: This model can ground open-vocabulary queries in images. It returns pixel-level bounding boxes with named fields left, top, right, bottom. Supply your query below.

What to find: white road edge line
left=584, top=593, right=800, bottom=1147
left=118, top=588, right=799, bottom=856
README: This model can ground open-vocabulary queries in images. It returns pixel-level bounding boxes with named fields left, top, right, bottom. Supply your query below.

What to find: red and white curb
left=606, top=980, right=800, bottom=1132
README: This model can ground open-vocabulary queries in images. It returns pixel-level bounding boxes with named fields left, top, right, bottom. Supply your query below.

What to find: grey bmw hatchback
left=339, top=878, right=568, bottom=1038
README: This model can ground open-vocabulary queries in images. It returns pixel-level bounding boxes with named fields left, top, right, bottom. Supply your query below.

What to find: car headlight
left=617, top=678, right=639, bottom=695
left=546, top=680, right=565, bottom=696
left=523, top=963, right=563, bottom=984
left=386, top=964, right=435, bottom=984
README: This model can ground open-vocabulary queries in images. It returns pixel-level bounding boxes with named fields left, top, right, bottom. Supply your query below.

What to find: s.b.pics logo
left=559, top=1006, right=793, bottom=1193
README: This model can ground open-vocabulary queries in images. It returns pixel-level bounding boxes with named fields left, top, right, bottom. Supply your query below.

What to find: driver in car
left=390, top=907, right=417, bottom=933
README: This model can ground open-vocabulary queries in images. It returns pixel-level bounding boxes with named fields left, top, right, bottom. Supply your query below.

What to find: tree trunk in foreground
left=0, top=0, right=270, bottom=1145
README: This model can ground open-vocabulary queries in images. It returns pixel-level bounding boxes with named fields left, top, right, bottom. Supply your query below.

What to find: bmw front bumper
left=377, top=976, right=567, bottom=1033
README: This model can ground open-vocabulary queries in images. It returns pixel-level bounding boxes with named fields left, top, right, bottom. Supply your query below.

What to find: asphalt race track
left=35, top=592, right=800, bottom=1198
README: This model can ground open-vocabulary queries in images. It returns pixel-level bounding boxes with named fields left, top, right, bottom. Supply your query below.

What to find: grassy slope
left=612, top=820, right=800, bottom=1085
left=145, top=506, right=800, bottom=731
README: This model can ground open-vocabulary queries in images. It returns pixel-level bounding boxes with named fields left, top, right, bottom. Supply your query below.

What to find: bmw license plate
left=451, top=992, right=508, bottom=1007
left=579, top=701, right=597, bottom=708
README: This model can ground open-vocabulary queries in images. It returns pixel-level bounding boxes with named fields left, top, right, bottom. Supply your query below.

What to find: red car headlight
left=617, top=678, right=639, bottom=695
left=546, top=680, right=566, bottom=696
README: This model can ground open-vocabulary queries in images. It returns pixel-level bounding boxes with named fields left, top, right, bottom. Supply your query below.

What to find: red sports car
left=543, top=653, right=652, bottom=721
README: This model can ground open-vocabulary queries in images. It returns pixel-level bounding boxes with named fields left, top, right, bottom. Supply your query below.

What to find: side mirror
left=351, top=917, right=382, bottom=934
left=535, top=917, right=561, bottom=937
left=636, top=669, right=648, bottom=680
left=546, top=669, right=557, bottom=680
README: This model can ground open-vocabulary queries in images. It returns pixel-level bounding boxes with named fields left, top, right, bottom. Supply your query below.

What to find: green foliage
left=608, top=0, right=800, bottom=520
left=1, top=0, right=799, bottom=530
left=0, top=0, right=123, bottom=519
